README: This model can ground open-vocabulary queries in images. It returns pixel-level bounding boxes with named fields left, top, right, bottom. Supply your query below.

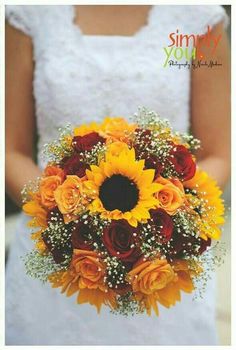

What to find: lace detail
left=5, top=5, right=228, bottom=345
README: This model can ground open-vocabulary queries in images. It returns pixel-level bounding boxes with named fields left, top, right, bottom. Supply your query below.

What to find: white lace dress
left=5, top=5, right=228, bottom=345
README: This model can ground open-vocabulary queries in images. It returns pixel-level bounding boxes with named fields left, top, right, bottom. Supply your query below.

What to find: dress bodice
left=6, top=5, right=228, bottom=168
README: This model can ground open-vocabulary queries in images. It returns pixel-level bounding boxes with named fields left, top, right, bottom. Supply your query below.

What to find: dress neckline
left=71, top=5, right=156, bottom=39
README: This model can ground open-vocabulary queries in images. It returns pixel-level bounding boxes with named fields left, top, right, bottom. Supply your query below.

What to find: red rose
left=134, top=129, right=152, bottom=156
left=71, top=221, right=94, bottom=251
left=42, top=227, right=72, bottom=264
left=167, top=231, right=211, bottom=259
left=135, top=128, right=152, bottom=144
left=198, top=237, right=211, bottom=255
left=102, top=220, right=140, bottom=263
left=112, top=282, right=132, bottom=294
left=62, top=154, right=88, bottom=178
left=144, top=154, right=163, bottom=179
left=72, top=132, right=105, bottom=152
left=42, top=240, right=72, bottom=264
left=149, top=208, right=173, bottom=242
left=46, top=207, right=64, bottom=224
left=169, top=234, right=196, bottom=258
left=169, top=144, right=196, bottom=181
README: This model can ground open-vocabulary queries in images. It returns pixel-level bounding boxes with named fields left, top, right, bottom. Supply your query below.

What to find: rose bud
left=149, top=208, right=173, bottom=242
left=169, top=144, right=196, bottom=181
left=71, top=221, right=94, bottom=251
left=72, top=132, right=105, bottom=152
left=62, top=154, right=89, bottom=178
left=102, top=220, right=141, bottom=263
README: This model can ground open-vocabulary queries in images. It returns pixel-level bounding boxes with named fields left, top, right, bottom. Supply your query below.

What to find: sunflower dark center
left=99, top=174, right=139, bottom=212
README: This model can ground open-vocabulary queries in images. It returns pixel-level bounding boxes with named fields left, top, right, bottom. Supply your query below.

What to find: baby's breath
left=102, top=256, right=127, bottom=289
left=80, top=142, right=107, bottom=165
left=132, top=106, right=201, bottom=152
left=22, top=250, right=66, bottom=283
left=191, top=241, right=226, bottom=300
left=42, top=124, right=73, bottom=163
left=21, top=177, right=41, bottom=203
left=110, top=292, right=143, bottom=317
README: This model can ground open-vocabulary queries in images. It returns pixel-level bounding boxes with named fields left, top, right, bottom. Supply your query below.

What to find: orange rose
left=127, top=258, right=176, bottom=295
left=71, top=250, right=106, bottom=290
left=72, top=251, right=117, bottom=312
left=155, top=260, right=195, bottom=310
left=100, top=117, right=136, bottom=142
left=54, top=175, right=86, bottom=215
left=127, top=258, right=194, bottom=315
left=48, top=250, right=117, bottom=312
left=154, top=176, right=185, bottom=215
left=171, top=259, right=196, bottom=293
left=44, top=165, right=65, bottom=179
left=40, top=175, right=62, bottom=209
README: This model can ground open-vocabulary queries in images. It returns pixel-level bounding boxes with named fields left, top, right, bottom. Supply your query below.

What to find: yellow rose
left=40, top=175, right=62, bottom=209
left=154, top=176, right=185, bottom=215
left=54, top=175, right=86, bottom=215
left=127, top=258, right=176, bottom=295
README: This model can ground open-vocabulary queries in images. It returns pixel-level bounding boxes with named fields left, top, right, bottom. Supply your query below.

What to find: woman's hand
left=191, top=22, right=230, bottom=188
left=6, top=23, right=41, bottom=206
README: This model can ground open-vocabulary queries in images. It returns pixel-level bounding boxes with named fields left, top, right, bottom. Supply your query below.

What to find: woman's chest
left=33, top=24, right=191, bottom=140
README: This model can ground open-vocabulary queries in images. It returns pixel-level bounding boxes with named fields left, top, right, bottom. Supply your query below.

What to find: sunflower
left=22, top=193, right=48, bottom=253
left=83, top=146, right=161, bottom=227
left=184, top=169, right=225, bottom=240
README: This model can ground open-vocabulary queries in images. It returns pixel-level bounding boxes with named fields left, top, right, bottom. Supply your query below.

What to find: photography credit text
left=163, top=26, right=222, bottom=68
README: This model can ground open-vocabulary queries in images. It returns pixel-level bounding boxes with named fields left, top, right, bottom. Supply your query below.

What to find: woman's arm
left=6, top=23, right=41, bottom=206
left=191, top=22, right=230, bottom=188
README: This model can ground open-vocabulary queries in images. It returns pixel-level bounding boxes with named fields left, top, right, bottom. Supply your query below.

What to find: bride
left=5, top=5, right=230, bottom=345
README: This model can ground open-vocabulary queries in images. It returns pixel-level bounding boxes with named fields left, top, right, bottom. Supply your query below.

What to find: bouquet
left=22, top=108, right=225, bottom=316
